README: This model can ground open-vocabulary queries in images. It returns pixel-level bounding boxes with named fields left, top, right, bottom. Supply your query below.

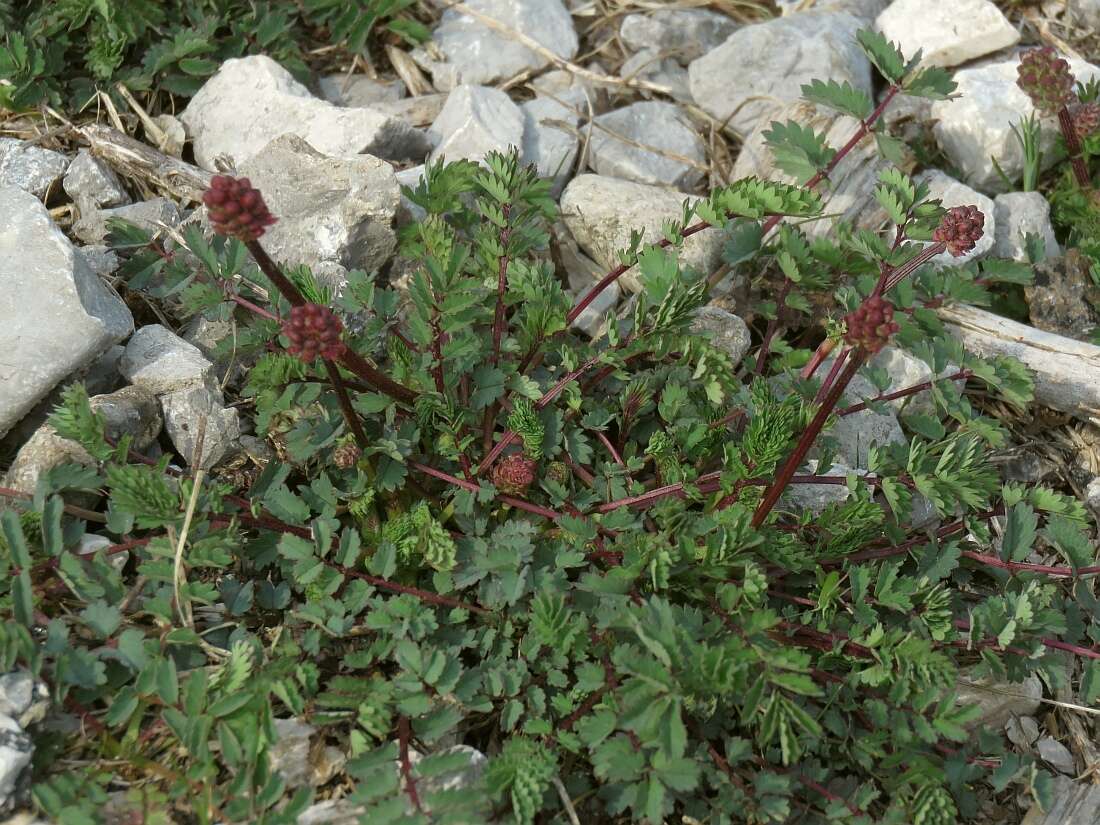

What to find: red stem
left=836, top=369, right=971, bottom=416
left=397, top=716, right=423, bottom=813
left=491, top=217, right=512, bottom=365
left=1059, top=105, right=1092, bottom=189
left=478, top=352, right=604, bottom=475
left=338, top=348, right=418, bottom=406
left=799, top=338, right=837, bottom=381
left=324, top=360, right=368, bottom=449
left=814, top=346, right=850, bottom=403
left=751, top=350, right=867, bottom=527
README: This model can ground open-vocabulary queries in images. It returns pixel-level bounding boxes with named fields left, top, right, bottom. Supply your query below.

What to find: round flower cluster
left=1070, top=101, right=1100, bottom=138
left=1016, top=47, right=1077, bottom=114
left=332, top=442, right=362, bottom=470
left=492, top=453, right=538, bottom=496
left=283, top=303, right=346, bottom=362
left=843, top=296, right=899, bottom=354
left=933, top=205, right=985, bottom=257
left=203, top=175, right=277, bottom=242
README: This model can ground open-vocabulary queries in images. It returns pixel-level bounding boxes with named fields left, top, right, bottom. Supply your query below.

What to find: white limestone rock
left=161, top=384, right=241, bottom=470
left=992, top=191, right=1060, bottom=261
left=559, top=175, right=726, bottom=292
left=917, top=170, right=996, bottom=266
left=237, top=135, right=401, bottom=279
left=63, top=150, right=129, bottom=209
left=619, top=9, right=738, bottom=62
left=318, top=74, right=406, bottom=107
left=692, top=306, right=751, bottom=365
left=73, top=197, right=181, bottom=245
left=875, top=0, right=1019, bottom=68
left=121, top=325, right=214, bottom=396
left=0, top=186, right=133, bottom=437
left=413, top=0, right=578, bottom=91
left=589, top=101, right=705, bottom=190
left=520, top=96, right=580, bottom=197
left=428, top=85, right=526, bottom=164
left=931, top=58, right=1100, bottom=192
left=0, top=138, right=69, bottom=199
left=688, top=12, right=871, bottom=137
left=180, top=55, right=430, bottom=169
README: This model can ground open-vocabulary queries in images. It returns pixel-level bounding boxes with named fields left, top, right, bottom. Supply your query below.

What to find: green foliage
left=11, top=28, right=1094, bottom=825
left=0, top=0, right=427, bottom=109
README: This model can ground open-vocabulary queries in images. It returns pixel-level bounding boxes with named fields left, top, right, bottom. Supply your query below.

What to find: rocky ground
left=3, top=0, right=1100, bottom=822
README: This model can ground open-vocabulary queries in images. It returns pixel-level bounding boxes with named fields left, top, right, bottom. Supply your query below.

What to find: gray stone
left=811, top=0, right=890, bottom=21
left=955, top=671, right=1042, bottom=729
left=620, top=50, right=693, bottom=103
left=0, top=186, right=133, bottom=438
left=1025, top=250, right=1100, bottom=340
left=0, top=139, right=69, bottom=199
left=732, top=100, right=891, bottom=239
left=917, top=170, right=996, bottom=266
left=181, top=55, right=430, bottom=169
left=1087, top=477, right=1100, bottom=518
left=318, top=74, right=406, bottom=107
left=74, top=197, right=181, bottom=245
left=1021, top=775, right=1100, bottom=825
left=270, top=718, right=316, bottom=788
left=429, top=85, right=526, bottom=164
left=182, top=316, right=235, bottom=368
left=782, top=461, right=853, bottom=514
left=0, top=714, right=32, bottom=807
left=410, top=744, right=487, bottom=797
left=875, top=0, right=1018, bottom=68
left=521, top=97, right=579, bottom=197
left=620, top=9, right=738, bottom=62
left=1037, top=737, right=1076, bottom=774
left=297, top=800, right=367, bottom=825
left=590, top=102, right=705, bottom=190
left=1002, top=451, right=1057, bottom=483
left=161, top=384, right=241, bottom=470
left=63, top=150, right=129, bottom=209
left=3, top=385, right=162, bottom=493
left=0, top=675, right=33, bottom=721
left=121, top=325, right=214, bottom=396
left=932, top=58, right=1100, bottom=193
left=571, top=279, right=619, bottom=338
left=413, top=0, right=578, bottom=91
left=688, top=12, right=871, bottom=137
left=993, top=192, right=1061, bottom=262
left=238, top=135, right=401, bottom=279
left=1067, top=0, right=1100, bottom=28
left=869, top=346, right=935, bottom=414
left=1005, top=715, right=1040, bottom=749
left=692, top=306, right=751, bottom=365
left=152, top=113, right=187, bottom=157
left=827, top=368, right=906, bottom=470
left=559, top=175, right=727, bottom=292
left=78, top=245, right=121, bottom=279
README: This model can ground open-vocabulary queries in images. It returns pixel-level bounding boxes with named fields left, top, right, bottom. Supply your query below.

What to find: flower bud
left=283, top=303, right=346, bottom=362
left=933, top=205, right=985, bottom=257
left=203, top=175, right=277, bottom=242
left=492, top=453, right=538, bottom=496
left=1016, top=47, right=1076, bottom=114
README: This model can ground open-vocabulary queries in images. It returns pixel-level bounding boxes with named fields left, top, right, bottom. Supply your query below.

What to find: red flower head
left=1070, top=101, right=1100, bottom=138
left=283, top=303, right=346, bottom=362
left=1016, top=47, right=1076, bottom=114
left=203, top=175, right=277, bottom=242
left=843, top=295, right=899, bottom=355
left=933, top=205, right=985, bottom=257
left=493, top=453, right=538, bottom=496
